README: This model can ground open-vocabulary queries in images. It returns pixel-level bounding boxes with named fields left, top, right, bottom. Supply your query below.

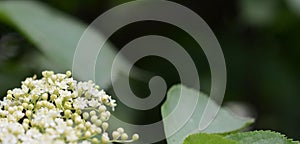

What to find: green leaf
left=161, top=84, right=254, bottom=144
left=184, top=133, right=238, bottom=144
left=226, top=130, right=300, bottom=144
left=0, top=1, right=136, bottom=88
left=183, top=131, right=299, bottom=144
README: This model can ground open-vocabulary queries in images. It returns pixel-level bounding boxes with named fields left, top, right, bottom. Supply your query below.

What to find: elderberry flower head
left=0, top=70, right=139, bottom=144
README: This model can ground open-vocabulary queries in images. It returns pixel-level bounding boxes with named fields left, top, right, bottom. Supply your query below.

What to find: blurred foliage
left=0, top=0, right=299, bottom=143
left=0, top=1, right=137, bottom=89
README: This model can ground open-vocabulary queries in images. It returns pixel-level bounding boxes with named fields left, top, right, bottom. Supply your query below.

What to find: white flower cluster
left=0, top=71, right=139, bottom=144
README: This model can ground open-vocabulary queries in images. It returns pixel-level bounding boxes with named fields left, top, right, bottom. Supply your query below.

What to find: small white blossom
left=58, top=90, right=72, bottom=98
left=73, top=97, right=87, bottom=109
left=79, top=140, right=91, bottom=144
left=88, top=98, right=100, bottom=108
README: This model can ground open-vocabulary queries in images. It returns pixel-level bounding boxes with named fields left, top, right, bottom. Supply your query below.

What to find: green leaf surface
left=0, top=1, right=134, bottom=88
left=183, top=131, right=299, bottom=144
left=184, top=133, right=238, bottom=144
left=161, top=84, right=254, bottom=144
left=226, top=130, right=300, bottom=144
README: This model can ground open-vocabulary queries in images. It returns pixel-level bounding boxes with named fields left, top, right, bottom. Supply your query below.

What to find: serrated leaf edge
left=226, top=130, right=300, bottom=144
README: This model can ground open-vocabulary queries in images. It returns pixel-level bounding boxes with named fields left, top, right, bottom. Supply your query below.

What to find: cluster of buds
left=0, top=71, right=139, bottom=144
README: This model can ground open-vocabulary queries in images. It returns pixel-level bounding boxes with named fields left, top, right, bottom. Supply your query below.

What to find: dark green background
left=0, top=0, right=299, bottom=142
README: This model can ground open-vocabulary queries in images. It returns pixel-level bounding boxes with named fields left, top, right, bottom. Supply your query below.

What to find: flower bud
left=132, top=134, right=139, bottom=141
left=112, top=131, right=120, bottom=140
left=102, top=122, right=109, bottom=131
left=121, top=133, right=128, bottom=141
